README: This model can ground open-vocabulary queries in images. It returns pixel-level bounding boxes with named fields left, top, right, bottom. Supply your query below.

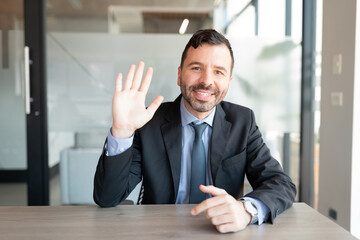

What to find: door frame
left=24, top=0, right=49, bottom=205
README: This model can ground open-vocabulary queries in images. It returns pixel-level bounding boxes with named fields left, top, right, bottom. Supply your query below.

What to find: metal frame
left=253, top=0, right=258, bottom=36
left=299, top=0, right=316, bottom=207
left=282, top=0, right=293, bottom=179
left=285, top=0, right=292, bottom=36
left=24, top=0, right=49, bottom=205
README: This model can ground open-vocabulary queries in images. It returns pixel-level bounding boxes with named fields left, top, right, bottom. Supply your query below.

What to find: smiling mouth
left=196, top=91, right=212, bottom=96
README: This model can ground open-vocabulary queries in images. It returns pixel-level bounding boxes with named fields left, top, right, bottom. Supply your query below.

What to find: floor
left=0, top=175, right=61, bottom=206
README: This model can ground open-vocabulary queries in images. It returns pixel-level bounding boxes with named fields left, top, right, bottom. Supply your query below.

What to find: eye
left=215, top=70, right=224, bottom=75
left=192, top=66, right=201, bottom=71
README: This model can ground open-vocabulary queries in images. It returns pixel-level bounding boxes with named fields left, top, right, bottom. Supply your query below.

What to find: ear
left=177, top=67, right=181, bottom=86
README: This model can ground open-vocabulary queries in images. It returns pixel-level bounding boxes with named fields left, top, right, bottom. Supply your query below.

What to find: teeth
left=197, top=92, right=211, bottom=96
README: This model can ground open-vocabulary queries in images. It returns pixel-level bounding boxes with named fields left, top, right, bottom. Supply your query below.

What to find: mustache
left=190, top=83, right=219, bottom=94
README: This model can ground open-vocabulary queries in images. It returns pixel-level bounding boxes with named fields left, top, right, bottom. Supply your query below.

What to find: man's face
left=177, top=43, right=233, bottom=119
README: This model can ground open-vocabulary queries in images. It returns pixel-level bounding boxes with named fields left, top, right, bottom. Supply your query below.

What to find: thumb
left=146, top=95, right=164, bottom=119
left=199, top=185, right=227, bottom=196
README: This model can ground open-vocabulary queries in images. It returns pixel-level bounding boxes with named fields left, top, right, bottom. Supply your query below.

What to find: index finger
left=190, top=185, right=228, bottom=215
left=190, top=195, right=227, bottom=216
left=115, top=72, right=123, bottom=92
left=199, top=185, right=227, bottom=196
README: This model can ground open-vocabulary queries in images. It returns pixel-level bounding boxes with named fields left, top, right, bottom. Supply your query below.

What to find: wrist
left=111, top=126, right=134, bottom=139
left=241, top=201, right=252, bottom=225
left=241, top=200, right=258, bottom=225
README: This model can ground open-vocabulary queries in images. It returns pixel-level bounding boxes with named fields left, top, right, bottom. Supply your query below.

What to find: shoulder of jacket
left=219, top=101, right=252, bottom=114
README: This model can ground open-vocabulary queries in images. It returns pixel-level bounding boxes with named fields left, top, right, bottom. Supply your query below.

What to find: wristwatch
left=241, top=200, right=258, bottom=224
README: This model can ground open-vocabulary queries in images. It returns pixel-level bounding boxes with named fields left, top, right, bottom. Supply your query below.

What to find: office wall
left=319, top=0, right=360, bottom=237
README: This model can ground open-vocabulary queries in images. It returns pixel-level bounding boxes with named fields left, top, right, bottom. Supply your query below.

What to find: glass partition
left=228, top=35, right=301, bottom=194
left=0, top=0, right=27, bottom=205
left=0, top=30, right=26, bottom=170
left=47, top=32, right=301, bottom=204
left=46, top=0, right=302, bottom=205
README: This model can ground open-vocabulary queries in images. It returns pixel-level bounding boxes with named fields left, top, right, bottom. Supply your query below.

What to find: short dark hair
left=180, top=29, right=234, bottom=72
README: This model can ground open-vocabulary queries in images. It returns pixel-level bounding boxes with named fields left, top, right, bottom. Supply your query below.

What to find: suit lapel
left=161, top=96, right=182, bottom=200
left=210, top=104, right=232, bottom=181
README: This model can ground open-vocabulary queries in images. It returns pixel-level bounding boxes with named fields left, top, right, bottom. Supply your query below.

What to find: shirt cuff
left=241, top=197, right=270, bottom=225
left=106, top=129, right=134, bottom=156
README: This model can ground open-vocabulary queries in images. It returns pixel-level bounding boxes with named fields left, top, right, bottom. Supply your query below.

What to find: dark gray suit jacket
left=94, top=96, right=296, bottom=223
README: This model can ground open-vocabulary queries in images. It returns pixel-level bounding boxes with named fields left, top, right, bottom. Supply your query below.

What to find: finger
left=216, top=223, right=243, bottom=233
left=210, top=213, right=234, bottom=226
left=199, top=185, right=227, bottom=196
left=191, top=195, right=228, bottom=216
left=123, top=64, right=136, bottom=90
left=115, top=72, right=123, bottom=92
left=206, top=203, right=230, bottom=219
left=131, top=61, right=145, bottom=90
left=139, top=67, right=153, bottom=93
left=145, top=96, right=164, bottom=120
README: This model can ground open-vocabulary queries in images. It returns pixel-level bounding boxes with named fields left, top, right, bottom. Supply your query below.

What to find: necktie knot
left=190, top=122, right=207, bottom=140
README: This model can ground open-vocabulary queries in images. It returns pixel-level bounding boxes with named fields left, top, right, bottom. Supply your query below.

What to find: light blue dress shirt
left=106, top=97, right=269, bottom=224
left=176, top=97, right=215, bottom=204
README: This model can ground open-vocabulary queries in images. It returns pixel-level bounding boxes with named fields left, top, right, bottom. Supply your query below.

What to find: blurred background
left=3, top=0, right=359, bottom=238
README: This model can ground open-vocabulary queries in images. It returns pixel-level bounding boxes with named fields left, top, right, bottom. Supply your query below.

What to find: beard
left=179, top=78, right=227, bottom=113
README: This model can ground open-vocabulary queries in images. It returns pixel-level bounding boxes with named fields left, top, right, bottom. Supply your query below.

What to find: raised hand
left=111, top=61, right=164, bottom=139
left=190, top=185, right=251, bottom=233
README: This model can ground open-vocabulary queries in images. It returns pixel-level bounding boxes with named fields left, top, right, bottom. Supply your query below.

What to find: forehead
left=184, top=44, right=232, bottom=69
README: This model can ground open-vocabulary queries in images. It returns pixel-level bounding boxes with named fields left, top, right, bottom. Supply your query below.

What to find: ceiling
left=1, top=0, right=216, bottom=33
left=46, top=0, right=215, bottom=17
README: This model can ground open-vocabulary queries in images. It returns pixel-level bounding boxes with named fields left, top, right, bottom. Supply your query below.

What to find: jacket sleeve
left=244, top=110, right=297, bottom=223
left=93, top=135, right=142, bottom=207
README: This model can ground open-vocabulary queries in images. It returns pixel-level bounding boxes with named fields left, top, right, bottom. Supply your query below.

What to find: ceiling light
left=179, top=19, right=189, bottom=35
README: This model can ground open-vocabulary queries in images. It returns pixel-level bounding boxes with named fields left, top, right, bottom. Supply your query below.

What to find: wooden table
left=0, top=203, right=357, bottom=239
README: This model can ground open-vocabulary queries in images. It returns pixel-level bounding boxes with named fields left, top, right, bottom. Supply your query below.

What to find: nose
left=199, top=69, right=213, bottom=86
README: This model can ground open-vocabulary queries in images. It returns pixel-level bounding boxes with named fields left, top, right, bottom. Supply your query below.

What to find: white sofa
left=60, top=132, right=141, bottom=205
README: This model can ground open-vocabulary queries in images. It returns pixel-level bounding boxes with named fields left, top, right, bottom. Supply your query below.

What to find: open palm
left=111, top=62, right=163, bottom=139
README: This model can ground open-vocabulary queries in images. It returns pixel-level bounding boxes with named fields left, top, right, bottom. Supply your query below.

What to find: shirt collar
left=180, top=97, right=216, bottom=127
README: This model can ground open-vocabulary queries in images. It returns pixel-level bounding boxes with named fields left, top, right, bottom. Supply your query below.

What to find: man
left=94, top=29, right=296, bottom=233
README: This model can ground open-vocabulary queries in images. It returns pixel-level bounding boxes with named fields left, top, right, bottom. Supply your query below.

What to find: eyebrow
left=187, top=62, right=229, bottom=74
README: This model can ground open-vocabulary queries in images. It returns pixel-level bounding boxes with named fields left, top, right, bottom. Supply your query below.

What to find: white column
left=350, top=1, right=360, bottom=238
left=319, top=0, right=360, bottom=238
